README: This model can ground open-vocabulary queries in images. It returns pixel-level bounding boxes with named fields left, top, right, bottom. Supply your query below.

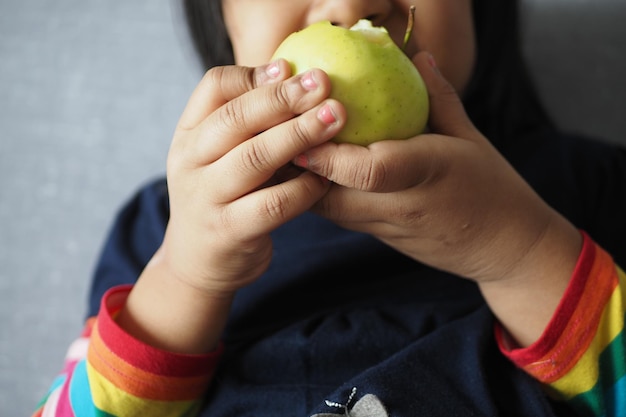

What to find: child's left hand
left=295, top=52, right=583, bottom=347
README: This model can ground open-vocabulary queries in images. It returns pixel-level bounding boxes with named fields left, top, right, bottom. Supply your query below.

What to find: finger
left=195, top=69, right=334, bottom=166
left=293, top=134, right=455, bottom=193
left=209, top=98, right=345, bottom=202
left=227, top=171, right=331, bottom=238
left=176, top=60, right=292, bottom=131
left=310, top=185, right=416, bottom=237
left=259, top=164, right=305, bottom=189
left=311, top=185, right=379, bottom=224
left=412, top=52, right=479, bottom=140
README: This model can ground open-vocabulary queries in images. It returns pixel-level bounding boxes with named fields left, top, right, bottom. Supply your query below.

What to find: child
left=33, top=0, right=626, bottom=416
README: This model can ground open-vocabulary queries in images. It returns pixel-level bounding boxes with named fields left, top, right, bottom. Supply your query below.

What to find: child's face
left=221, top=0, right=476, bottom=94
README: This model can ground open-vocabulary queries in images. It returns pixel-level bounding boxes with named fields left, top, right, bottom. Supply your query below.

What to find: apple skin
left=271, top=20, right=429, bottom=146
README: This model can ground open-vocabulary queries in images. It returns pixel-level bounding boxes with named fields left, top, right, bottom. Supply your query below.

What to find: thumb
left=413, top=52, right=478, bottom=140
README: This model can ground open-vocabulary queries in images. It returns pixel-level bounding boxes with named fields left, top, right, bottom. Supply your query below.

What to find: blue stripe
left=69, top=359, right=97, bottom=417
left=49, top=374, right=67, bottom=393
left=605, top=373, right=626, bottom=417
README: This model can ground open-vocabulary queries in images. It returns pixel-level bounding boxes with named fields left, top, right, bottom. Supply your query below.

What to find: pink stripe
left=54, top=361, right=78, bottom=417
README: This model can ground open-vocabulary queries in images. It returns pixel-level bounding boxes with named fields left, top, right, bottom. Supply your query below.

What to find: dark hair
left=182, top=0, right=234, bottom=68
left=181, top=0, right=553, bottom=150
left=465, top=0, right=554, bottom=150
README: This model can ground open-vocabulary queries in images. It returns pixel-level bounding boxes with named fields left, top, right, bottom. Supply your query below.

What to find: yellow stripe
left=86, top=362, right=200, bottom=416
left=550, top=266, right=625, bottom=399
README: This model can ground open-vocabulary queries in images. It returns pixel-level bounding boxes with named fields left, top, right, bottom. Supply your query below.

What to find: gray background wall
left=1, top=0, right=625, bottom=415
left=0, top=2, right=198, bottom=415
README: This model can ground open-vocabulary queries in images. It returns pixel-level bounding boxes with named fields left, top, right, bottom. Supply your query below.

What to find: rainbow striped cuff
left=34, top=285, right=222, bottom=417
left=497, top=232, right=626, bottom=416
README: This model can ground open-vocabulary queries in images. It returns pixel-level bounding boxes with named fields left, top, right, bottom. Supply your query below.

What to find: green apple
left=271, top=19, right=429, bottom=146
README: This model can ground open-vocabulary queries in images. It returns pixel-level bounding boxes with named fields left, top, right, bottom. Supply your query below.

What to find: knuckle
left=393, top=203, right=427, bottom=229
left=204, top=65, right=223, bottom=82
left=204, top=65, right=228, bottom=90
left=261, top=190, right=290, bottom=223
left=263, top=75, right=323, bottom=121
left=243, top=66, right=258, bottom=90
left=353, top=158, right=388, bottom=191
left=220, top=99, right=248, bottom=132
left=304, top=150, right=333, bottom=179
left=270, top=76, right=311, bottom=114
left=270, top=82, right=293, bottom=111
left=289, top=118, right=315, bottom=147
left=239, top=140, right=272, bottom=174
left=207, top=65, right=256, bottom=94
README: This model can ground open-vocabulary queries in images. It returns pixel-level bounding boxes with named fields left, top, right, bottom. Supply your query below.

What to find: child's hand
left=295, top=52, right=582, bottom=346
left=117, top=61, right=345, bottom=353
left=295, top=52, right=550, bottom=282
left=163, top=61, right=344, bottom=294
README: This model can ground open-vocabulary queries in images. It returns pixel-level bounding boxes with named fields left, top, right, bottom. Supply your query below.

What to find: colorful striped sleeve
left=496, top=232, right=626, bottom=417
left=33, top=285, right=222, bottom=417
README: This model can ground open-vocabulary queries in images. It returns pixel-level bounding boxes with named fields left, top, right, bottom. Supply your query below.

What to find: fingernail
left=317, top=103, right=337, bottom=125
left=266, top=61, right=281, bottom=78
left=301, top=71, right=319, bottom=90
left=428, top=53, right=441, bottom=75
left=294, top=153, right=308, bottom=168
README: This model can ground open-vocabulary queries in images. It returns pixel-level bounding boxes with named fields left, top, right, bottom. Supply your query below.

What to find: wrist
left=478, top=213, right=583, bottom=347
left=116, top=248, right=236, bottom=354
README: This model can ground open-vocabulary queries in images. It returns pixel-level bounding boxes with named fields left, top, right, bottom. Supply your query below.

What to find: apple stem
left=402, top=5, right=416, bottom=53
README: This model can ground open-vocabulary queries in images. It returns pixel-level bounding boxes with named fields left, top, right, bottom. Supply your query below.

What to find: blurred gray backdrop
left=1, top=0, right=625, bottom=415
left=0, top=1, right=198, bottom=415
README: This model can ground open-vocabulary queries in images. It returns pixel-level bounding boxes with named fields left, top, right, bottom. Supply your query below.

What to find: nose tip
left=314, top=0, right=391, bottom=29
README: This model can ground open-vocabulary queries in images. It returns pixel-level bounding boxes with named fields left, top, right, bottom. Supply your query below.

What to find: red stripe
left=500, top=231, right=595, bottom=364
left=97, top=285, right=222, bottom=378
left=88, top=322, right=214, bottom=401
left=497, top=232, right=619, bottom=382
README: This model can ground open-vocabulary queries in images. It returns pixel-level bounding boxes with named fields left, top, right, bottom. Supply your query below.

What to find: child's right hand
left=164, top=61, right=344, bottom=294
left=115, top=61, right=345, bottom=353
